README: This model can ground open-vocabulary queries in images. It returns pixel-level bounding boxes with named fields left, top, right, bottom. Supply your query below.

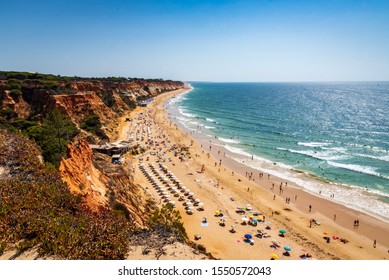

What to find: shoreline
left=166, top=88, right=389, bottom=224
left=132, top=88, right=389, bottom=259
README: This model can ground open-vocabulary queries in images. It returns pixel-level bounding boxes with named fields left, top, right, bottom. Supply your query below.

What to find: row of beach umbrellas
left=141, top=163, right=204, bottom=214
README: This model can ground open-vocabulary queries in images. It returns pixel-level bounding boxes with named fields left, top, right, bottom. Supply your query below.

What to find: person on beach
left=334, top=214, right=336, bottom=221
left=373, top=239, right=376, bottom=248
left=309, top=205, right=312, bottom=212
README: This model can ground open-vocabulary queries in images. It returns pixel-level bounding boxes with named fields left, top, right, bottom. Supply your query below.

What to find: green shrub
left=10, top=89, right=23, bottom=96
left=148, top=204, right=188, bottom=239
left=26, top=109, right=79, bottom=167
left=0, top=130, right=132, bottom=259
left=0, top=108, right=16, bottom=119
left=6, top=78, right=22, bottom=90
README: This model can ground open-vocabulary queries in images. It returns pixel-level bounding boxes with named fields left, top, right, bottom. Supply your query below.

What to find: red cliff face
left=59, top=140, right=107, bottom=211
left=59, top=139, right=154, bottom=226
left=0, top=79, right=186, bottom=140
left=49, top=92, right=119, bottom=140
left=1, top=77, right=183, bottom=227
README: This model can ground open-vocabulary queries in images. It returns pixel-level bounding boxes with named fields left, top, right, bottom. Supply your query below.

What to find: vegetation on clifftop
left=0, top=128, right=132, bottom=259
left=0, top=108, right=79, bottom=168
left=0, top=70, right=184, bottom=85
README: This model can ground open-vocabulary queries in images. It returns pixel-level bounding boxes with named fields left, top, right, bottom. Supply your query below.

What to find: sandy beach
left=127, top=89, right=389, bottom=260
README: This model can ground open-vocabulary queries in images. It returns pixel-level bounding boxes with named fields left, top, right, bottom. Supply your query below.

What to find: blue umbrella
left=244, top=234, right=253, bottom=239
left=284, top=246, right=292, bottom=252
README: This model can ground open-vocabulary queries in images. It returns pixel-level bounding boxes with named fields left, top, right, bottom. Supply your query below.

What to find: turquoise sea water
left=166, top=82, right=389, bottom=222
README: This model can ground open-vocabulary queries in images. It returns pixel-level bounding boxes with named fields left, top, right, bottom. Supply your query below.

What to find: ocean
left=165, top=82, right=389, bottom=222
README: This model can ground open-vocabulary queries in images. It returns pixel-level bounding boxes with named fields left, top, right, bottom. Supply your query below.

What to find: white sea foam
left=219, top=137, right=241, bottom=144
left=327, top=161, right=389, bottom=179
left=206, top=118, right=216, bottom=123
left=348, top=143, right=389, bottom=153
left=181, top=111, right=197, bottom=118
left=355, top=153, right=389, bottom=162
left=204, top=126, right=215, bottom=129
left=227, top=154, right=389, bottom=221
left=224, top=145, right=253, bottom=158
left=298, top=142, right=329, bottom=148
left=289, top=149, right=350, bottom=161
left=321, top=146, right=348, bottom=153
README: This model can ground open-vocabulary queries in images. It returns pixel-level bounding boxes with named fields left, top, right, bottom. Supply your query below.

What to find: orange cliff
left=0, top=79, right=187, bottom=141
left=50, top=92, right=119, bottom=140
left=59, top=140, right=107, bottom=211
left=59, top=139, right=155, bottom=227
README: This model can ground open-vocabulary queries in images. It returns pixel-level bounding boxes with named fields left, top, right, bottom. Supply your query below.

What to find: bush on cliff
left=6, top=78, right=22, bottom=90
left=0, top=128, right=132, bottom=259
left=26, top=109, right=79, bottom=167
left=148, top=204, right=188, bottom=239
left=80, top=114, right=106, bottom=139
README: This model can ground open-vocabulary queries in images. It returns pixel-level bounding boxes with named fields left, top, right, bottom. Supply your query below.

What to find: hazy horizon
left=1, top=0, right=388, bottom=82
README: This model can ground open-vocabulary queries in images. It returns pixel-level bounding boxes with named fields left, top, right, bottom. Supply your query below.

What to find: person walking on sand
left=309, top=205, right=312, bottom=212
left=373, top=239, right=376, bottom=248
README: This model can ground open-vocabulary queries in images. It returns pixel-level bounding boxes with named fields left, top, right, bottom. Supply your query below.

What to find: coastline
left=132, top=88, right=389, bottom=259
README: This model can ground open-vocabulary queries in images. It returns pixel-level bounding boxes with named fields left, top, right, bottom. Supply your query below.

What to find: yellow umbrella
left=270, top=253, right=279, bottom=260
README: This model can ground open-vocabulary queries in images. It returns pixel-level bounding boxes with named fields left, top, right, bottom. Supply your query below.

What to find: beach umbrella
left=279, top=229, right=286, bottom=235
left=244, top=234, right=253, bottom=239
left=270, top=253, right=279, bottom=260
left=242, top=217, right=249, bottom=222
left=284, top=246, right=292, bottom=252
left=272, top=240, right=280, bottom=247
left=197, top=202, right=204, bottom=206
left=195, top=198, right=201, bottom=202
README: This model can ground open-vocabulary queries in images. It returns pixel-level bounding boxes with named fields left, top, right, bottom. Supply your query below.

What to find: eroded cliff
left=59, top=140, right=155, bottom=227
left=0, top=76, right=187, bottom=141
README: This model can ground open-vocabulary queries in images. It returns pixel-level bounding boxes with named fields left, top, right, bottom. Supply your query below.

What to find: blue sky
left=0, top=0, right=388, bottom=81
